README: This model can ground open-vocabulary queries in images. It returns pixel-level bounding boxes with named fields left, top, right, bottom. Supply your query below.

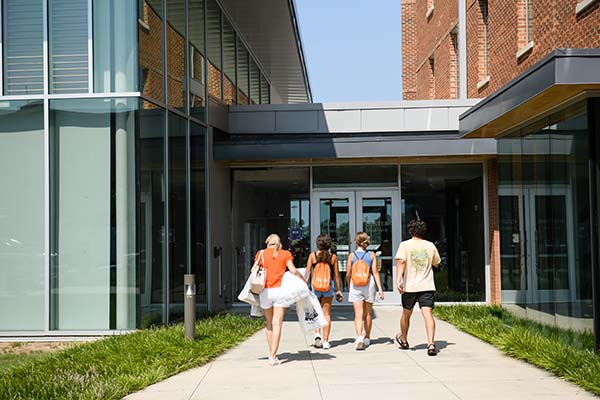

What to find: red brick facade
left=403, top=0, right=600, bottom=100
left=402, top=0, right=459, bottom=99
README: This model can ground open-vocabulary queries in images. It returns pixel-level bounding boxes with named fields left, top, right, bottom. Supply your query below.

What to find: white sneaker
left=364, top=338, right=371, bottom=347
left=322, top=341, right=331, bottom=349
left=355, top=336, right=365, bottom=350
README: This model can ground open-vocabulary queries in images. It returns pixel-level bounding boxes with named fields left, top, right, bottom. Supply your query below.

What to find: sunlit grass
left=435, top=305, right=599, bottom=395
left=0, top=314, right=264, bottom=400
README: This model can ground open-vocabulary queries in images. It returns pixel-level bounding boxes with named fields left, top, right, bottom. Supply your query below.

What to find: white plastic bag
left=295, top=293, right=327, bottom=333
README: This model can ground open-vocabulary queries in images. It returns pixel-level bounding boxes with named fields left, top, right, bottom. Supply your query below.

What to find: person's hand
left=397, top=281, right=405, bottom=294
left=378, top=290, right=384, bottom=300
left=335, top=291, right=343, bottom=303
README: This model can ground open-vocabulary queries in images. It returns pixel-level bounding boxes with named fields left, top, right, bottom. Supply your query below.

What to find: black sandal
left=427, top=343, right=437, bottom=356
left=395, top=333, right=410, bottom=350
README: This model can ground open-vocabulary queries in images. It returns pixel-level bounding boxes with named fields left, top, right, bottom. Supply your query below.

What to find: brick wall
left=468, top=0, right=600, bottom=98
left=402, top=0, right=417, bottom=100
left=402, top=0, right=459, bottom=99
left=486, top=159, right=501, bottom=304
left=404, top=0, right=600, bottom=100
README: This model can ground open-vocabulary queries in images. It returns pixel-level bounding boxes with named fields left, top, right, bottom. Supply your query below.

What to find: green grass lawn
left=434, top=305, right=600, bottom=395
left=0, top=314, right=264, bottom=400
left=0, top=352, right=53, bottom=374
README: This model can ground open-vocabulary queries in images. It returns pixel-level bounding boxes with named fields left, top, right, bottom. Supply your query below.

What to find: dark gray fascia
left=214, top=133, right=497, bottom=161
left=459, top=49, right=600, bottom=137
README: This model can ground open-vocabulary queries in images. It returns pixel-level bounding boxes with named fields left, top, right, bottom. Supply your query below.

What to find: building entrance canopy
left=215, top=100, right=496, bottom=161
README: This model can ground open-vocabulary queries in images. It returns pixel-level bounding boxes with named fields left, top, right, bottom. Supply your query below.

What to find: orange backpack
left=311, top=253, right=332, bottom=292
left=351, top=251, right=371, bottom=286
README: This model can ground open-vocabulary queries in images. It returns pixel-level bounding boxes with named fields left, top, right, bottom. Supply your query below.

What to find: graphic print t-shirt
left=394, top=238, right=441, bottom=292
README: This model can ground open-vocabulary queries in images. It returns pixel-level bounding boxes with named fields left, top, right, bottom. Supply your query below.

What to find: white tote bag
left=295, top=293, right=327, bottom=333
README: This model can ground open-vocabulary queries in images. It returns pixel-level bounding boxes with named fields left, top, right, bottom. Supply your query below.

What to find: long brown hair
left=354, top=232, right=370, bottom=250
left=315, top=234, right=333, bottom=264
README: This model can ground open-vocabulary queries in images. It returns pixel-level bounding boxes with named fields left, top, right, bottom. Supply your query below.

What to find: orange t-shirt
left=255, top=248, right=293, bottom=288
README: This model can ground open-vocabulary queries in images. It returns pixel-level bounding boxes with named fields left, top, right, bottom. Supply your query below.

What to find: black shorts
left=401, top=291, right=435, bottom=310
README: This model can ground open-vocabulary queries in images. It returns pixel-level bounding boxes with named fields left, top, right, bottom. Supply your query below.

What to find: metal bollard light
left=184, top=274, right=196, bottom=340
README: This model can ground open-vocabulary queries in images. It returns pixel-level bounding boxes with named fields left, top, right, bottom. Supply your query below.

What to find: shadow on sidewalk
left=409, top=340, right=455, bottom=352
left=264, top=350, right=336, bottom=364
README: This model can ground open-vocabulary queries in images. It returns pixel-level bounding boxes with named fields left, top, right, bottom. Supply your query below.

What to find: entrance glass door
left=311, top=190, right=399, bottom=301
left=499, top=186, right=574, bottom=304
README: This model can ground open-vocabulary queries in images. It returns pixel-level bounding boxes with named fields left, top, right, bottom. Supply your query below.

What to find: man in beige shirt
left=394, top=219, right=441, bottom=356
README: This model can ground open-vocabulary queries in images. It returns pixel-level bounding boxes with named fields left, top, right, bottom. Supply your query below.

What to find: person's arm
left=371, top=252, right=384, bottom=300
left=304, top=252, right=314, bottom=283
left=332, top=254, right=342, bottom=295
left=286, top=258, right=305, bottom=281
left=346, top=253, right=354, bottom=287
left=396, top=258, right=406, bottom=294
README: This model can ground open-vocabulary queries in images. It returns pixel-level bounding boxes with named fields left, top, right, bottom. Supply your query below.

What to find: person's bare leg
left=320, top=297, right=333, bottom=341
left=352, top=301, right=364, bottom=337
left=269, top=307, right=286, bottom=359
left=263, top=307, right=274, bottom=356
left=400, top=307, right=413, bottom=342
left=363, top=302, right=373, bottom=339
left=421, top=306, right=436, bottom=345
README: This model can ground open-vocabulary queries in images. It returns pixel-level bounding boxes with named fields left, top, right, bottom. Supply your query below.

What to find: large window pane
left=50, top=98, right=137, bottom=330
left=138, top=101, right=166, bottom=327
left=189, top=0, right=206, bottom=121
left=168, top=113, right=188, bottom=320
left=167, top=0, right=186, bottom=110
left=94, top=0, right=137, bottom=92
left=498, top=101, right=593, bottom=333
left=401, top=163, right=485, bottom=301
left=0, top=101, right=44, bottom=331
left=138, top=0, right=165, bottom=102
left=206, top=0, right=221, bottom=100
left=3, top=0, right=44, bottom=95
left=223, top=18, right=236, bottom=105
left=236, top=41, right=249, bottom=105
left=249, top=58, right=260, bottom=104
left=190, top=122, right=206, bottom=303
left=50, top=0, right=88, bottom=93
left=260, top=73, right=270, bottom=104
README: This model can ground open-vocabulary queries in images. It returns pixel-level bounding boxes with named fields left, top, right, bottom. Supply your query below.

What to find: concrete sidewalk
left=125, top=306, right=597, bottom=400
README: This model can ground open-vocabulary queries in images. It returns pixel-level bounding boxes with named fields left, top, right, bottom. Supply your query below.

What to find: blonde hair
left=265, top=233, right=282, bottom=257
left=354, top=232, right=370, bottom=250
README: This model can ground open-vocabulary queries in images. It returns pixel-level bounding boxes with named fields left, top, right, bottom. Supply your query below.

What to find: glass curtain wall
left=498, top=101, right=593, bottom=332
left=49, top=98, right=137, bottom=331
left=401, top=164, right=485, bottom=301
left=168, top=113, right=188, bottom=320
left=189, top=0, right=206, bottom=120
left=190, top=122, right=207, bottom=303
left=94, top=0, right=137, bottom=93
left=167, top=0, right=186, bottom=111
left=223, top=19, right=236, bottom=105
left=49, top=0, right=88, bottom=94
left=138, top=101, right=167, bottom=327
left=2, top=0, right=44, bottom=95
left=206, top=0, right=222, bottom=100
left=0, top=101, right=45, bottom=331
left=237, top=42, right=249, bottom=105
left=139, top=0, right=165, bottom=102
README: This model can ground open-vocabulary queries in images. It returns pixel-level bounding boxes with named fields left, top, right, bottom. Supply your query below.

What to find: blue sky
left=295, top=1, right=403, bottom=103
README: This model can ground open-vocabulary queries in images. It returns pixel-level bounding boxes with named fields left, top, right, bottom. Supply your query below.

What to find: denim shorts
left=312, top=279, right=335, bottom=298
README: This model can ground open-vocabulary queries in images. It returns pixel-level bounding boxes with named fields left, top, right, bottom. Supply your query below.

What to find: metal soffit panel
left=218, top=0, right=311, bottom=104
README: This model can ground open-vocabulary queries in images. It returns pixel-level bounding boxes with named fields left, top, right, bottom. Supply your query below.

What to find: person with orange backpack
left=346, top=232, right=384, bottom=350
left=304, top=234, right=343, bottom=350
